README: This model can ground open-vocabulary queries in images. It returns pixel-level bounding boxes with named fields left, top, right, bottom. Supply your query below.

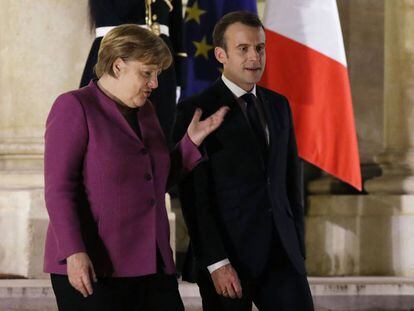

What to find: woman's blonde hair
left=95, top=24, right=172, bottom=78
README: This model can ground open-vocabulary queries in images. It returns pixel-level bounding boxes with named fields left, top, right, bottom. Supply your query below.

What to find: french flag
left=260, top=0, right=362, bottom=191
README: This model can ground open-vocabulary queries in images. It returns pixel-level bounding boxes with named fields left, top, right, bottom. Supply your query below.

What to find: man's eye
left=239, top=47, right=247, bottom=52
left=256, top=46, right=264, bottom=53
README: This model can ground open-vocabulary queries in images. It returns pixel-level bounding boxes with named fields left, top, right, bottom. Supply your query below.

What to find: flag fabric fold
left=260, top=0, right=362, bottom=190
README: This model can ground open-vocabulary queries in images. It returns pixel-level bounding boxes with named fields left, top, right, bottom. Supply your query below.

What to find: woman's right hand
left=187, top=106, right=229, bottom=147
left=67, top=252, right=97, bottom=297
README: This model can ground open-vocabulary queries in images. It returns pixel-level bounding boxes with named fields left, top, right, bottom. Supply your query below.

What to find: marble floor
left=2, top=277, right=414, bottom=310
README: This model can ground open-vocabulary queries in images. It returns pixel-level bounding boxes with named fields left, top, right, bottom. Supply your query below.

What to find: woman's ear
left=112, top=58, right=125, bottom=78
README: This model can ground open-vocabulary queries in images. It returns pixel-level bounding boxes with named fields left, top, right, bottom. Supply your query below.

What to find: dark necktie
left=241, top=93, right=267, bottom=152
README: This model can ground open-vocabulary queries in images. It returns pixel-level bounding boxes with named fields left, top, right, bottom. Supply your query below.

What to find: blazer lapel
left=137, top=99, right=168, bottom=153
left=88, top=81, right=143, bottom=143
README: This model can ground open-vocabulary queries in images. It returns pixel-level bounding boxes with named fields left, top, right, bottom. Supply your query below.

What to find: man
left=174, top=11, right=314, bottom=311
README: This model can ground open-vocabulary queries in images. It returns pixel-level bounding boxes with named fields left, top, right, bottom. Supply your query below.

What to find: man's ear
left=214, top=47, right=227, bottom=65
left=112, top=58, right=125, bottom=78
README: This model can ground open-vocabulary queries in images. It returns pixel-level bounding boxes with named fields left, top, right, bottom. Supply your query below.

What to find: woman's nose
left=148, top=75, right=159, bottom=89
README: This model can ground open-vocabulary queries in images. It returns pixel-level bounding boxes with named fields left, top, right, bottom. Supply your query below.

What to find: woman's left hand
left=187, top=106, right=230, bottom=146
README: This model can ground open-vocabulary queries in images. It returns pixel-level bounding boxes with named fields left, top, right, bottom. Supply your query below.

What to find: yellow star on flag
left=185, top=1, right=206, bottom=24
left=193, top=37, right=213, bottom=59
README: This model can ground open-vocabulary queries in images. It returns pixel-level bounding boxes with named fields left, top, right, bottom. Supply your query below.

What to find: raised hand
left=187, top=106, right=230, bottom=146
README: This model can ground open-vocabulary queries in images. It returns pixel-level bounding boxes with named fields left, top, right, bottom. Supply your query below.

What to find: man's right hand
left=210, top=263, right=242, bottom=299
left=67, top=252, right=97, bottom=297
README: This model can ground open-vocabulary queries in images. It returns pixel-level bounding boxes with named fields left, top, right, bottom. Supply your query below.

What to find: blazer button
left=267, top=177, right=271, bottom=185
left=148, top=199, right=156, bottom=206
left=144, top=173, right=152, bottom=181
left=141, top=148, right=148, bottom=155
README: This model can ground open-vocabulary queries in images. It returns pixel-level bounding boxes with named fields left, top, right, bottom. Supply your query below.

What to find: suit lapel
left=209, top=78, right=239, bottom=110
left=211, top=79, right=266, bottom=171
left=257, top=86, right=286, bottom=170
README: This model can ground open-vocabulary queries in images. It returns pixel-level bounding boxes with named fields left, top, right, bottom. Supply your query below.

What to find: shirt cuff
left=207, top=259, right=230, bottom=273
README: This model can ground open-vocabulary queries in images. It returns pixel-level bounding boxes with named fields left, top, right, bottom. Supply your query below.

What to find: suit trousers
left=196, top=230, right=314, bottom=311
left=51, top=271, right=184, bottom=311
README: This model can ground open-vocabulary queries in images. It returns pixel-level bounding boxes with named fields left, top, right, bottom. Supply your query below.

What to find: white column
left=365, top=0, right=414, bottom=194
left=0, top=0, right=92, bottom=277
left=306, top=0, right=414, bottom=276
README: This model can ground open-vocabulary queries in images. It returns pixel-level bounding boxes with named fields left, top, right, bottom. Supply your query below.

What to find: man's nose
left=248, top=48, right=260, bottom=61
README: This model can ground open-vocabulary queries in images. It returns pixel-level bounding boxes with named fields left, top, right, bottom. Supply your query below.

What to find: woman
left=44, top=24, right=228, bottom=311
left=80, top=0, right=186, bottom=145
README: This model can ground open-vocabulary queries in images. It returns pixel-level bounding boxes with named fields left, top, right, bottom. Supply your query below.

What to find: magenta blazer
left=44, top=81, right=202, bottom=277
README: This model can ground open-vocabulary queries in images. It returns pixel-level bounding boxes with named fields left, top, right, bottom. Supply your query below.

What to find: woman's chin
left=131, top=98, right=147, bottom=107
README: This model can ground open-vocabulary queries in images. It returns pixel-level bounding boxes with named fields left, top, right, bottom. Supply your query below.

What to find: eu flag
left=181, top=0, right=257, bottom=99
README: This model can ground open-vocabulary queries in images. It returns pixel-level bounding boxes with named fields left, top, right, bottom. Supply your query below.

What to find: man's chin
left=243, top=72, right=263, bottom=82
left=244, top=77, right=262, bottom=85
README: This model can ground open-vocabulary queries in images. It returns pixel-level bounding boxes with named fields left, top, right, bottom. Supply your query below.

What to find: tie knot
left=241, top=93, right=256, bottom=106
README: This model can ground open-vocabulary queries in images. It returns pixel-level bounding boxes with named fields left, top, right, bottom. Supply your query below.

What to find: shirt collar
left=221, top=74, right=257, bottom=98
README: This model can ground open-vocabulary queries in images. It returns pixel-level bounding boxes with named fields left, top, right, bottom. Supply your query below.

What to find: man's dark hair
left=213, top=11, right=264, bottom=51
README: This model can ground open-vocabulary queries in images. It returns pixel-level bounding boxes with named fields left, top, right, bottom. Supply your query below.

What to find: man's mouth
left=244, top=67, right=261, bottom=72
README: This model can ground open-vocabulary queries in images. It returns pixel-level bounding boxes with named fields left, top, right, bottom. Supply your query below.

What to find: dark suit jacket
left=44, top=81, right=202, bottom=277
left=173, top=79, right=306, bottom=281
left=82, top=0, right=186, bottom=87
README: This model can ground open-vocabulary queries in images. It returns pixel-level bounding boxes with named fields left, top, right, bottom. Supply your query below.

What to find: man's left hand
left=210, top=263, right=242, bottom=299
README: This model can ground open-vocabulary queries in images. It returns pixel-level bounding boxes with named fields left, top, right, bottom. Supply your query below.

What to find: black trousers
left=51, top=272, right=184, bottom=311
left=197, top=233, right=314, bottom=311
